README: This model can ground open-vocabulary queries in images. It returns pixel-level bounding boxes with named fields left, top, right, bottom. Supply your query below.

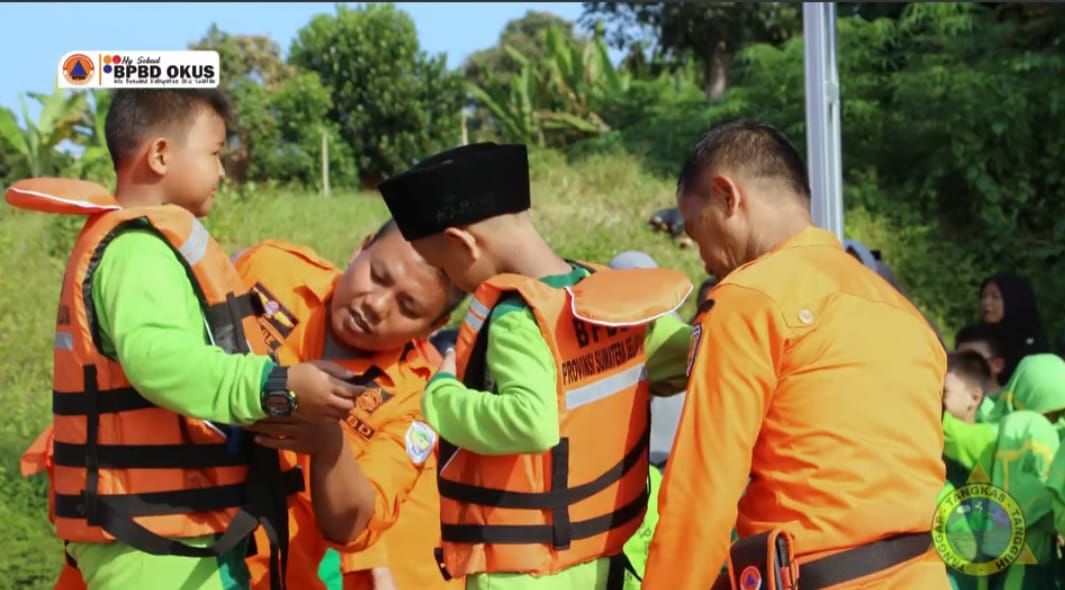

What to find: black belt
left=711, top=532, right=931, bottom=590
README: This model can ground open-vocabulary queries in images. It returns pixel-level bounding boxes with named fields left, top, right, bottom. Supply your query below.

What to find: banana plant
left=67, top=91, right=114, bottom=183
left=0, top=89, right=88, bottom=178
left=466, top=51, right=545, bottom=147
left=539, top=26, right=629, bottom=137
left=466, top=26, right=632, bottom=146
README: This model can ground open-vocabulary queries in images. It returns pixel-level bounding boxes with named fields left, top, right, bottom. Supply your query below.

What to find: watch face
left=265, top=391, right=294, bottom=417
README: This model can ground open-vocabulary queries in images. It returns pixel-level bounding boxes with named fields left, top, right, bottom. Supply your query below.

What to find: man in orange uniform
left=642, top=120, right=951, bottom=590
left=28, top=219, right=465, bottom=590
left=236, top=220, right=467, bottom=590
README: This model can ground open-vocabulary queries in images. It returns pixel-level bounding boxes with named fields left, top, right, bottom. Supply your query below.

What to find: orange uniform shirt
left=234, top=241, right=460, bottom=590
left=643, top=228, right=950, bottom=589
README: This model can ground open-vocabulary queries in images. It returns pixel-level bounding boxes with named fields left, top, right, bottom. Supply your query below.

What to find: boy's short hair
left=955, top=323, right=1005, bottom=359
left=677, top=119, right=811, bottom=201
left=105, top=89, right=231, bottom=171
left=947, top=350, right=992, bottom=393
left=366, top=218, right=466, bottom=318
left=696, top=277, right=718, bottom=303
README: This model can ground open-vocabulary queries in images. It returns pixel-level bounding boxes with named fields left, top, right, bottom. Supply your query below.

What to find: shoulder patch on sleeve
left=405, top=420, right=437, bottom=465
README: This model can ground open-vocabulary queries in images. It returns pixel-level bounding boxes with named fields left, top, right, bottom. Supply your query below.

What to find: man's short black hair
left=696, top=277, right=718, bottom=304
left=955, top=323, right=1006, bottom=359
left=104, top=89, right=231, bottom=171
left=947, top=350, right=992, bottom=392
left=366, top=218, right=466, bottom=319
left=677, top=119, right=811, bottom=200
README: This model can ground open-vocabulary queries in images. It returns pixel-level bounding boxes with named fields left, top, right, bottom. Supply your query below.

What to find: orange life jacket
left=233, top=240, right=461, bottom=590
left=435, top=262, right=692, bottom=578
left=6, top=179, right=299, bottom=587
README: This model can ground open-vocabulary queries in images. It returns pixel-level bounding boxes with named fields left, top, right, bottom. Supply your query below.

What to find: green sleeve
left=1048, top=445, right=1065, bottom=536
left=623, top=465, right=663, bottom=587
left=93, top=230, right=272, bottom=425
left=644, top=313, right=692, bottom=396
left=991, top=412, right=1061, bottom=563
left=421, top=305, right=559, bottom=455
left=942, top=412, right=998, bottom=471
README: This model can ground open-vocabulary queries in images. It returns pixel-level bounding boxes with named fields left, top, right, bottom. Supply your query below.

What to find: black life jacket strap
left=437, top=423, right=650, bottom=510
left=62, top=365, right=301, bottom=590
left=204, top=291, right=265, bottom=355
left=53, top=386, right=156, bottom=415
left=440, top=485, right=649, bottom=545
left=52, top=441, right=249, bottom=469
left=53, top=468, right=304, bottom=519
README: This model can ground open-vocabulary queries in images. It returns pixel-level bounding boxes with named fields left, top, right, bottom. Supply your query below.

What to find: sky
left=0, top=2, right=616, bottom=122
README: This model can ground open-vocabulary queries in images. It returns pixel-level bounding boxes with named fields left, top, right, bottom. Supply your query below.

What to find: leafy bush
left=288, top=3, right=466, bottom=186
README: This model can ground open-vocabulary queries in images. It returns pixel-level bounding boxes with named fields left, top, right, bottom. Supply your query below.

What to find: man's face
left=329, top=229, right=450, bottom=352
left=678, top=173, right=746, bottom=279
left=161, top=107, right=226, bottom=218
left=943, top=371, right=980, bottom=421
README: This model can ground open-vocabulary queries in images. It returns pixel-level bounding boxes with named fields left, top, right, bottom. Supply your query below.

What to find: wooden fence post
left=321, top=128, right=330, bottom=197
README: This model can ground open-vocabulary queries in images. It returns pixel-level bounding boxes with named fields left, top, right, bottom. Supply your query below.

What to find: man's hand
left=247, top=416, right=344, bottom=456
left=288, top=361, right=365, bottom=422
left=435, top=347, right=456, bottom=378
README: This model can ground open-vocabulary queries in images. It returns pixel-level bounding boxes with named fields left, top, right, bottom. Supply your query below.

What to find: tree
left=189, top=24, right=292, bottom=90
left=463, top=10, right=586, bottom=141
left=467, top=26, right=632, bottom=148
left=464, top=11, right=583, bottom=90
left=66, top=90, right=114, bottom=185
left=0, top=90, right=86, bottom=178
left=580, top=2, right=800, bottom=101
left=189, top=25, right=294, bottom=185
left=261, top=71, right=357, bottom=191
left=289, top=4, right=465, bottom=186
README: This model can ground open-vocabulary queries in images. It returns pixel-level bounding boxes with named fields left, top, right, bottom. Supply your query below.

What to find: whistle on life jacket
left=724, top=529, right=798, bottom=590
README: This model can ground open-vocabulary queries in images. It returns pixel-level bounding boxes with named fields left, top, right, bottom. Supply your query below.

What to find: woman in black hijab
left=979, top=271, right=1050, bottom=384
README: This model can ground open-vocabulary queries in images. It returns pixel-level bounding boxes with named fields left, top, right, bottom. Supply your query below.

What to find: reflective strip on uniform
left=463, top=297, right=490, bottom=332
left=55, top=332, right=73, bottom=350
left=463, top=308, right=484, bottom=332
left=178, top=218, right=209, bottom=266
left=468, top=298, right=490, bottom=320
left=565, top=363, right=647, bottom=411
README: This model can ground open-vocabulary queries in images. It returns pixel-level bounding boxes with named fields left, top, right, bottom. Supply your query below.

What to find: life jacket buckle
left=79, top=489, right=100, bottom=525
left=434, top=546, right=453, bottom=581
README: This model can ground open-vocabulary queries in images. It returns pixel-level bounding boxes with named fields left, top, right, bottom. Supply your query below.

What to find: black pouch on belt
left=711, top=529, right=798, bottom=590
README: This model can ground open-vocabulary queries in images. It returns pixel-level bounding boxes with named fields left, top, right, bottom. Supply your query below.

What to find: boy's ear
left=442, top=227, right=479, bottom=262
left=146, top=137, right=169, bottom=176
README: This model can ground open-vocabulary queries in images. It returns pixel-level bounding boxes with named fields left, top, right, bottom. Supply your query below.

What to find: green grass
left=0, top=152, right=707, bottom=588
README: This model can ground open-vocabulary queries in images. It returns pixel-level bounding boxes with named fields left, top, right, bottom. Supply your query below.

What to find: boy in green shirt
left=954, top=324, right=1007, bottom=423
left=379, top=143, right=691, bottom=590
left=30, top=90, right=375, bottom=590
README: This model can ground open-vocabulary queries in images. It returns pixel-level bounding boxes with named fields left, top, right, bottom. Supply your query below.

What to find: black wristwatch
left=261, top=365, right=298, bottom=417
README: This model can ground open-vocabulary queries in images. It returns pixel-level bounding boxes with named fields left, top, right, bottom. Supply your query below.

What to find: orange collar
left=770, top=226, right=843, bottom=253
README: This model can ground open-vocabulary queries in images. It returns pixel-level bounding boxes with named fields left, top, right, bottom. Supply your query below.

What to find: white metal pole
left=803, top=2, right=845, bottom=241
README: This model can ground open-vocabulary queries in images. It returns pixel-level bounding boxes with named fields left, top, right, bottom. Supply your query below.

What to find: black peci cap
left=378, top=143, right=531, bottom=241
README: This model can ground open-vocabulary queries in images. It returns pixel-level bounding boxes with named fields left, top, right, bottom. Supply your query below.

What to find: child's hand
left=434, top=347, right=456, bottom=378
left=288, top=361, right=365, bottom=422
left=248, top=416, right=344, bottom=456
